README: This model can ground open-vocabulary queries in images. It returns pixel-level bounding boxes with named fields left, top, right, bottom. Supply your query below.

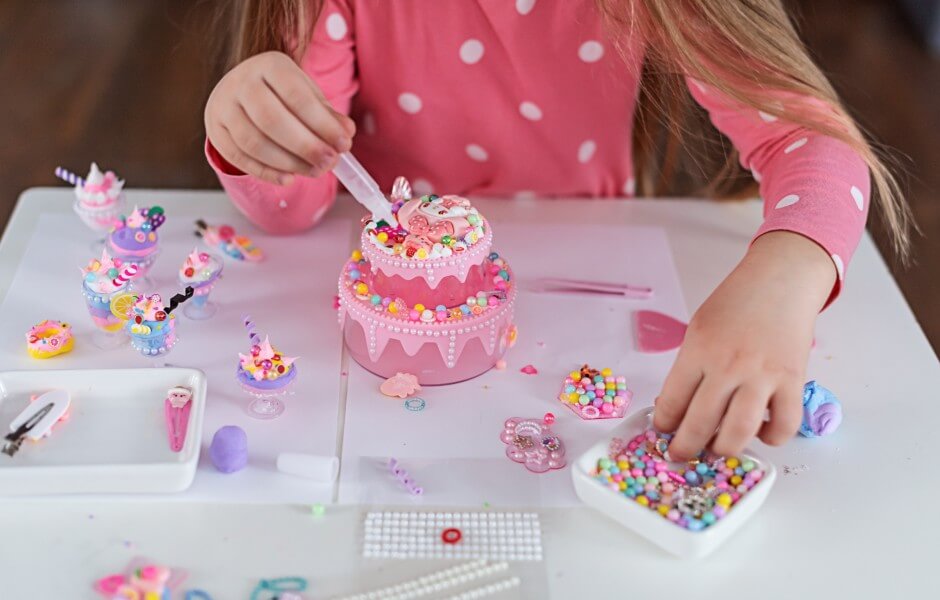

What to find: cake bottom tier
left=341, top=310, right=515, bottom=385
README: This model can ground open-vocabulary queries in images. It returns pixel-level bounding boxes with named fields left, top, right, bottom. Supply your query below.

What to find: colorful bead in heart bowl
left=593, top=429, right=765, bottom=532
left=571, top=407, right=777, bottom=558
left=558, top=364, right=632, bottom=420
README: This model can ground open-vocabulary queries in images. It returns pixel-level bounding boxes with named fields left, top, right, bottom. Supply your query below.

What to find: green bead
left=442, top=235, right=452, bottom=245
left=148, top=206, right=164, bottom=216
left=311, top=504, right=325, bottom=517
left=467, top=214, right=480, bottom=225
left=579, top=396, right=590, bottom=405
left=742, top=460, right=756, bottom=472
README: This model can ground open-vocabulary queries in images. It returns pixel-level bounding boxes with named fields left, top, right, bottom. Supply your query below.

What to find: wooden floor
left=1, top=0, right=936, bottom=351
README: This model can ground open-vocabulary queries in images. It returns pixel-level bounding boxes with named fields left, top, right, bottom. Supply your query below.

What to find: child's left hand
left=653, top=231, right=837, bottom=460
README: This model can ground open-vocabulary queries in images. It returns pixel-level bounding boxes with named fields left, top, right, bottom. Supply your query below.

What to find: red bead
left=273, top=354, right=281, bottom=361
left=277, top=365, right=285, bottom=374
left=544, top=412, right=555, bottom=425
left=441, top=528, right=462, bottom=544
left=135, top=315, right=142, bottom=324
left=218, top=225, right=235, bottom=241
left=155, top=311, right=167, bottom=321
left=184, top=267, right=195, bottom=277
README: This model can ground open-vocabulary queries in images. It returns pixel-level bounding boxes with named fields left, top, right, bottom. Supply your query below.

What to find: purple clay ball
left=209, top=425, right=248, bottom=473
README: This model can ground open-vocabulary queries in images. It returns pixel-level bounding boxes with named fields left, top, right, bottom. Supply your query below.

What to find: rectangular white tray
left=572, top=407, right=777, bottom=558
left=0, top=368, right=206, bottom=496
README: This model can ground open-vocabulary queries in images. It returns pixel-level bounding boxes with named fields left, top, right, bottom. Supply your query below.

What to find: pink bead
left=612, top=397, right=625, bottom=407
left=488, top=296, right=498, bottom=306
left=601, top=403, right=614, bottom=415
left=715, top=474, right=727, bottom=483
left=612, top=474, right=623, bottom=482
left=712, top=506, right=726, bottom=518
left=662, top=483, right=675, bottom=494
left=436, top=311, right=447, bottom=321
left=605, top=376, right=615, bottom=383
left=543, top=412, right=555, bottom=425
left=751, top=470, right=764, bottom=481
left=408, top=310, right=420, bottom=321
left=644, top=468, right=655, bottom=477
left=731, top=492, right=741, bottom=502
left=657, top=472, right=669, bottom=482
left=631, top=468, right=643, bottom=477
left=666, top=510, right=680, bottom=521
left=382, top=297, right=392, bottom=306
left=616, top=454, right=629, bottom=463
left=644, top=430, right=657, bottom=442
left=627, top=441, right=639, bottom=451
left=608, top=483, right=619, bottom=492
left=654, top=461, right=668, bottom=472
left=644, top=483, right=656, bottom=492
left=495, top=281, right=508, bottom=291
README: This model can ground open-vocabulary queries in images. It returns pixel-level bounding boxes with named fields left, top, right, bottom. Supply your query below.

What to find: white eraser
left=276, top=453, right=340, bottom=483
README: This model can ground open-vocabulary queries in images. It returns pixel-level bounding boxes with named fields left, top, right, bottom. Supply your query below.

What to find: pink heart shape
left=634, top=310, right=687, bottom=353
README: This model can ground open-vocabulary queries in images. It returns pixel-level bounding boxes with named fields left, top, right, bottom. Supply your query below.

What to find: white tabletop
left=1, top=188, right=937, bottom=598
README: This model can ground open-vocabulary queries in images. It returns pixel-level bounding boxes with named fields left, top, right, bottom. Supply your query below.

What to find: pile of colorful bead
left=342, top=249, right=512, bottom=323
left=559, top=364, right=633, bottom=420
left=592, top=429, right=765, bottom=531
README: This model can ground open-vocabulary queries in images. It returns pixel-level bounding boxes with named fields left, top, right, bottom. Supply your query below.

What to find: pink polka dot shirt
left=207, top=0, right=870, bottom=297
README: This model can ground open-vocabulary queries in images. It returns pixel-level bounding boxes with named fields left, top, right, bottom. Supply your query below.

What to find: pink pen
left=532, top=277, right=653, bottom=299
left=164, top=387, right=193, bottom=452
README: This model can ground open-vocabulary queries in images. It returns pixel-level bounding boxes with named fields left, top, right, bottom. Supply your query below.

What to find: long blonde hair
left=223, top=0, right=913, bottom=260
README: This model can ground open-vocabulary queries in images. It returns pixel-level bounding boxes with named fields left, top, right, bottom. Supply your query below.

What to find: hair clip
left=165, top=386, right=193, bottom=452
left=249, top=577, right=308, bottom=600
left=387, top=457, right=424, bottom=495
left=3, top=389, right=70, bottom=457
left=195, top=219, right=264, bottom=262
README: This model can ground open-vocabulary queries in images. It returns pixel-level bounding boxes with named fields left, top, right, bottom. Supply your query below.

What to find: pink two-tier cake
left=338, top=178, right=517, bottom=385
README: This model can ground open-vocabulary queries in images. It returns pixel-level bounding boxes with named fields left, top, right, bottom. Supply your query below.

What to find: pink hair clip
left=165, top=386, right=193, bottom=453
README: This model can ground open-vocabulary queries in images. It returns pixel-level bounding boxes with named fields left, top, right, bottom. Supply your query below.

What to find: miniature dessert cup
left=110, top=287, right=194, bottom=367
left=57, top=163, right=127, bottom=251
left=107, top=205, right=166, bottom=290
left=178, top=248, right=224, bottom=319
left=238, top=317, right=299, bottom=419
left=81, top=250, right=140, bottom=349
left=337, top=179, right=517, bottom=385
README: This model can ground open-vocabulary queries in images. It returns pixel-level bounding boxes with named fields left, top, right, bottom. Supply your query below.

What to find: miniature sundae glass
left=178, top=249, right=223, bottom=320
left=238, top=316, right=299, bottom=419
left=80, top=250, right=137, bottom=349
left=107, top=205, right=166, bottom=290
left=110, top=287, right=193, bottom=367
left=57, top=163, right=127, bottom=252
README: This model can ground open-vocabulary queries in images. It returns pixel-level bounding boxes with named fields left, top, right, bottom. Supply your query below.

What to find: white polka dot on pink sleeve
left=850, top=186, right=864, bottom=211
left=784, top=138, right=808, bottom=154
left=325, top=13, right=348, bottom=41
left=831, top=254, right=845, bottom=280
left=578, top=41, right=604, bottom=63
left=466, top=144, right=489, bottom=162
left=519, top=101, right=542, bottom=121
left=516, top=0, right=537, bottom=15
left=774, top=194, right=800, bottom=209
left=398, top=93, right=422, bottom=114
left=577, top=140, right=596, bottom=163
left=459, top=39, right=485, bottom=64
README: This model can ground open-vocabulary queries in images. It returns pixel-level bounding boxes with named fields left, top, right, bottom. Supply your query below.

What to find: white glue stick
left=276, top=453, right=340, bottom=483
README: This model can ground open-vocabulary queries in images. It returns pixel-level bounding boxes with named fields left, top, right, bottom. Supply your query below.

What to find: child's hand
left=205, top=51, right=356, bottom=186
left=653, top=231, right=837, bottom=460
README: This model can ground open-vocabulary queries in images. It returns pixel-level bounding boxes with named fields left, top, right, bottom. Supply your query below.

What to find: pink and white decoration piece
left=499, top=416, right=566, bottom=474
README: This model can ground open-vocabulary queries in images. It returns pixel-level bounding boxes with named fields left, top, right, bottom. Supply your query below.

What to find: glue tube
left=332, top=152, right=398, bottom=227
left=276, top=453, right=340, bottom=483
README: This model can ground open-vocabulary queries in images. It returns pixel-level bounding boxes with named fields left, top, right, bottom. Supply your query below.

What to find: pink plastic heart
left=634, top=310, right=687, bottom=353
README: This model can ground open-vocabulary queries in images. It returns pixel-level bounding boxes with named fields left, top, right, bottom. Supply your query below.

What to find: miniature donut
left=26, top=320, right=74, bottom=359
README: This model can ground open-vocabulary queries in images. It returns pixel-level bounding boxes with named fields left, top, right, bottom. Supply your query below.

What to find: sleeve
left=206, top=0, right=359, bottom=235
left=685, top=78, right=870, bottom=305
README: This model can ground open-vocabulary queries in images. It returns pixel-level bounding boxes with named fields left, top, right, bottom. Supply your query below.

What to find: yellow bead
left=636, top=495, right=650, bottom=506
left=717, top=493, right=732, bottom=508
left=569, top=371, right=581, bottom=381
left=393, top=244, right=403, bottom=255
left=567, top=393, right=579, bottom=403
left=376, top=232, right=389, bottom=244
left=601, top=368, right=613, bottom=377
left=414, top=304, right=425, bottom=312
left=657, top=504, right=670, bottom=516
left=618, top=481, right=627, bottom=490
left=388, top=303, right=398, bottom=314
left=355, top=283, right=368, bottom=295
left=617, top=460, right=630, bottom=470
left=730, top=475, right=743, bottom=486
left=726, top=457, right=740, bottom=469
left=416, top=248, right=428, bottom=259
left=351, top=249, right=363, bottom=261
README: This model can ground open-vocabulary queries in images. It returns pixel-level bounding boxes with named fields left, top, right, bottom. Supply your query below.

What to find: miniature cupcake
left=237, top=325, right=298, bottom=419
left=178, top=249, right=223, bottom=319
left=111, top=288, right=193, bottom=359
left=81, top=249, right=139, bottom=347
left=107, top=205, right=165, bottom=277
left=66, top=162, right=126, bottom=234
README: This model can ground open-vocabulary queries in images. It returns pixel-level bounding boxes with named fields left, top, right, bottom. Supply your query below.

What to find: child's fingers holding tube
left=227, top=104, right=313, bottom=176
left=211, top=123, right=294, bottom=187
left=241, top=82, right=337, bottom=172
left=263, top=63, right=352, bottom=153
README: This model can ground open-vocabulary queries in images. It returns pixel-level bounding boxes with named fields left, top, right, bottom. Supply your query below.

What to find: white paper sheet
left=339, top=224, right=688, bottom=507
left=0, top=213, right=352, bottom=503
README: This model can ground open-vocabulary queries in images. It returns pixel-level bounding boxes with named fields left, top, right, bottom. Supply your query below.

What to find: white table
left=0, top=189, right=937, bottom=599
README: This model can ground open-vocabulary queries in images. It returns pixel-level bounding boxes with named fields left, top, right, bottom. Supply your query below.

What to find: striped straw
left=243, top=315, right=261, bottom=346
left=54, top=167, right=84, bottom=188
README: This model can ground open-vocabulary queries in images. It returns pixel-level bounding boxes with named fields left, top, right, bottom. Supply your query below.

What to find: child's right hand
left=205, top=51, right=355, bottom=186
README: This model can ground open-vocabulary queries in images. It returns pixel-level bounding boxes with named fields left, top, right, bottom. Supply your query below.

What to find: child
left=203, top=0, right=912, bottom=460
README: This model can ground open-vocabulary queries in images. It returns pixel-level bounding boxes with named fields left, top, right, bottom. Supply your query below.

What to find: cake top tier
left=364, top=192, right=487, bottom=262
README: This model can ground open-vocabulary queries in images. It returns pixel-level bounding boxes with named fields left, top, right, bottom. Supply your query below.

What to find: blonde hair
left=224, top=0, right=913, bottom=260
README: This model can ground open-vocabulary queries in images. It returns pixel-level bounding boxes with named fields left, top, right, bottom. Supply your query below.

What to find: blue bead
left=685, top=471, right=701, bottom=485
left=635, top=461, right=645, bottom=470
left=460, top=305, right=470, bottom=314
left=734, top=467, right=744, bottom=476
left=488, top=252, right=499, bottom=260
left=695, top=463, right=709, bottom=475
left=609, top=466, right=620, bottom=475
left=634, top=448, right=646, bottom=456
left=701, top=512, right=716, bottom=525
left=564, top=385, right=575, bottom=393
left=646, top=491, right=660, bottom=501
left=587, top=392, right=596, bottom=400
left=625, top=489, right=637, bottom=498
left=436, top=305, right=446, bottom=312
left=625, top=477, right=636, bottom=486
left=349, top=269, right=361, bottom=281
left=687, top=520, right=705, bottom=532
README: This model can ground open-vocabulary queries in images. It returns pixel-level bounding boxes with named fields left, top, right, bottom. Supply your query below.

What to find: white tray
left=572, top=408, right=777, bottom=558
left=0, top=368, right=206, bottom=496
